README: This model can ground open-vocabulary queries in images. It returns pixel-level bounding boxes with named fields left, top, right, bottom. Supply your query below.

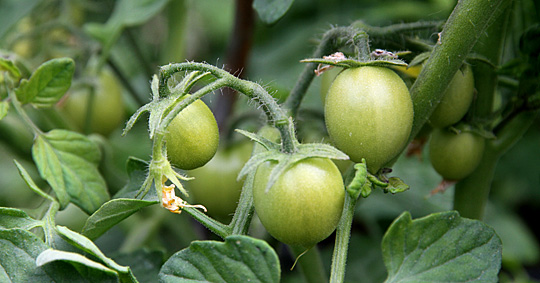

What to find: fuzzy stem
left=452, top=8, right=511, bottom=220
left=408, top=0, right=512, bottom=142
left=284, top=26, right=367, bottom=117
left=183, top=207, right=232, bottom=239
left=329, top=193, right=357, bottom=283
left=229, top=170, right=256, bottom=235
left=158, top=62, right=297, bottom=153
left=454, top=111, right=537, bottom=219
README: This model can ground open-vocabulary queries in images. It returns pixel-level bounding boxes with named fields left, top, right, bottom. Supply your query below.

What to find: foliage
left=1, top=0, right=539, bottom=282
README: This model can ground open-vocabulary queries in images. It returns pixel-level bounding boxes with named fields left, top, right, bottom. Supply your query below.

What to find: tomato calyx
left=303, top=50, right=408, bottom=76
left=236, top=127, right=348, bottom=193
left=346, top=159, right=410, bottom=199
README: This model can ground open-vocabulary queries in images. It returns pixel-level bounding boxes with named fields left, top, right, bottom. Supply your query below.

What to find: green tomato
left=61, top=69, right=125, bottom=136
left=165, top=97, right=219, bottom=170
left=253, top=158, right=345, bottom=248
left=325, top=66, right=414, bottom=173
left=429, top=128, right=485, bottom=180
left=429, top=65, right=475, bottom=128
left=188, top=142, right=252, bottom=222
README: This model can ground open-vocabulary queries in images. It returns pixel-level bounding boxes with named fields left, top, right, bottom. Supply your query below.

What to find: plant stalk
left=408, top=0, right=512, bottom=142
left=329, top=193, right=357, bottom=283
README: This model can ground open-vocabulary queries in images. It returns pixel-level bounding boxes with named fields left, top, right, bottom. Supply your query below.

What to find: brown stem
left=213, top=0, right=255, bottom=135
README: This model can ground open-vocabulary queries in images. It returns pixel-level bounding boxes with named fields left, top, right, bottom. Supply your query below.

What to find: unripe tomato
left=253, top=158, right=345, bottom=248
left=429, top=65, right=475, bottom=128
left=325, top=66, right=414, bottom=173
left=165, top=97, right=219, bottom=170
left=429, top=128, right=485, bottom=180
left=61, top=69, right=125, bottom=136
left=188, top=142, right=252, bottom=222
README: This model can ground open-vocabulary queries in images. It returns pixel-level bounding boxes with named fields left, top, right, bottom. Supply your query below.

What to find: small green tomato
left=165, top=97, right=219, bottom=170
left=429, top=128, right=485, bottom=180
left=253, top=157, right=345, bottom=248
left=429, top=65, right=475, bottom=128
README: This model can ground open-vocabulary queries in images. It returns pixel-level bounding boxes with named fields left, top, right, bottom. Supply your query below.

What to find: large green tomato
left=61, top=69, right=125, bottom=136
left=429, top=128, right=485, bottom=180
left=253, top=158, right=345, bottom=248
left=188, top=142, right=252, bottom=222
left=165, top=97, right=219, bottom=170
left=325, top=66, right=414, bottom=173
left=429, top=65, right=475, bottom=128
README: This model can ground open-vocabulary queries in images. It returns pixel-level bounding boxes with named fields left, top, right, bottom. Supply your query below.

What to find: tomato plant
left=428, top=64, right=475, bottom=128
left=60, top=69, right=125, bottom=136
left=1, top=1, right=538, bottom=282
left=187, top=142, right=252, bottom=222
left=164, top=97, right=219, bottom=170
left=429, top=128, right=485, bottom=181
left=253, top=157, right=345, bottom=248
left=324, top=66, right=414, bottom=173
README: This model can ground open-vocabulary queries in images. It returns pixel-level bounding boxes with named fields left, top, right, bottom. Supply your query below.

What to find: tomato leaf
left=14, top=160, right=56, bottom=202
left=15, top=58, right=75, bottom=108
left=159, top=235, right=280, bottom=283
left=55, top=225, right=137, bottom=280
left=382, top=211, right=502, bottom=283
left=0, top=207, right=42, bottom=230
left=253, top=0, right=295, bottom=25
left=0, top=228, right=86, bottom=281
left=82, top=198, right=157, bottom=240
left=36, top=249, right=117, bottom=275
left=32, top=129, right=109, bottom=213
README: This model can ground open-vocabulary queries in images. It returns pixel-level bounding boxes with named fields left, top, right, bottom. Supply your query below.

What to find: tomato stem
left=158, top=62, right=298, bottom=153
left=329, top=192, right=357, bottom=283
left=408, top=0, right=512, bottom=143
left=284, top=26, right=367, bottom=117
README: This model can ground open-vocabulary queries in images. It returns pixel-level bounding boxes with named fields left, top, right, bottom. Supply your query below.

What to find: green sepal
left=367, top=173, right=388, bottom=188
left=346, top=161, right=368, bottom=199
left=237, top=129, right=348, bottom=192
left=385, top=177, right=410, bottom=194
left=300, top=57, right=407, bottom=69
left=450, top=123, right=496, bottom=140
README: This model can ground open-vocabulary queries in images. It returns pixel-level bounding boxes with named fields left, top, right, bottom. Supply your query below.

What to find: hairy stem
left=452, top=7, right=511, bottom=219
left=158, top=62, right=297, bottom=153
left=330, top=193, right=357, bottom=283
left=284, top=26, right=367, bottom=117
left=454, top=111, right=537, bottom=219
left=408, top=0, right=512, bottom=141
left=229, top=171, right=256, bottom=235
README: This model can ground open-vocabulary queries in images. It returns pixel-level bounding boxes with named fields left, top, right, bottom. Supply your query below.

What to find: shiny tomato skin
left=325, top=66, right=413, bottom=173
left=429, top=65, right=475, bottom=128
left=429, top=128, right=485, bottom=180
left=253, top=157, right=345, bottom=248
left=165, top=98, right=219, bottom=170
